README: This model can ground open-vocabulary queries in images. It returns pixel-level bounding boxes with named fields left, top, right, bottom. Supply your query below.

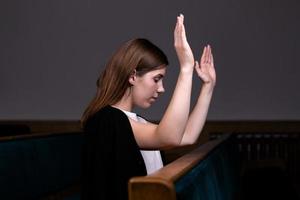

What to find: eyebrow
left=155, top=74, right=164, bottom=78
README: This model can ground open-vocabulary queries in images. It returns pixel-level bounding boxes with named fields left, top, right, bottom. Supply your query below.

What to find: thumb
left=195, top=61, right=208, bottom=82
left=194, top=61, right=201, bottom=74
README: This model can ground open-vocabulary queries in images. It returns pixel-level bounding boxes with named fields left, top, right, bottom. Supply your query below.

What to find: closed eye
left=153, top=74, right=164, bottom=83
left=153, top=77, right=161, bottom=83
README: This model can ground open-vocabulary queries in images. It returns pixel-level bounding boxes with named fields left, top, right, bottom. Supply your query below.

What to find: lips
left=149, top=97, right=157, bottom=102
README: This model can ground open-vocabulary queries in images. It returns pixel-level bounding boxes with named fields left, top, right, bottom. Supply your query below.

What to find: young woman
left=81, top=14, right=216, bottom=200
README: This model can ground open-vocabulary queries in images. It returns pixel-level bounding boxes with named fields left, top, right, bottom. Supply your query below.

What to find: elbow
left=179, top=136, right=197, bottom=146
left=186, top=140, right=197, bottom=146
left=162, top=138, right=182, bottom=148
left=160, top=136, right=196, bottom=149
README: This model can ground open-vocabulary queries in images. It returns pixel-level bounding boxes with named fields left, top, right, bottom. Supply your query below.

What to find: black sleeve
left=81, top=106, right=147, bottom=200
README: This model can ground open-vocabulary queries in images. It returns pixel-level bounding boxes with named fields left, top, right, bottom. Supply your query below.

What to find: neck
left=112, top=88, right=133, bottom=112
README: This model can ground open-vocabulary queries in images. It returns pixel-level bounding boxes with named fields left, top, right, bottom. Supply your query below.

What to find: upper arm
left=128, top=119, right=174, bottom=150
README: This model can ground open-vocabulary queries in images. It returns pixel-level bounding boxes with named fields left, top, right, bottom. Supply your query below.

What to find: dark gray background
left=1, top=0, right=299, bottom=120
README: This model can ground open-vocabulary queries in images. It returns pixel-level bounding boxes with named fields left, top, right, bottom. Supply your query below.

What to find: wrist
left=201, top=82, right=215, bottom=94
left=179, top=64, right=194, bottom=74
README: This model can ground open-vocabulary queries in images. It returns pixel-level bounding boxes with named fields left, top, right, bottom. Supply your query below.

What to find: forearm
left=180, top=83, right=214, bottom=145
left=156, top=68, right=193, bottom=146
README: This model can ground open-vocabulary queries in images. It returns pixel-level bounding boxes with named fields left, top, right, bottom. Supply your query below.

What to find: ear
left=128, top=69, right=137, bottom=85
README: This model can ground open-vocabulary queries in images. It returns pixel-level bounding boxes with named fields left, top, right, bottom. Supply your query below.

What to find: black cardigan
left=81, top=106, right=147, bottom=200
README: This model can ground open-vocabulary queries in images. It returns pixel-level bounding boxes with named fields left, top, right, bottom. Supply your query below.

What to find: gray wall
left=1, top=0, right=299, bottom=120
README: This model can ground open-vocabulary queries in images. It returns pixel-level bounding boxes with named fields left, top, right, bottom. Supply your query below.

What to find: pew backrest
left=0, top=132, right=84, bottom=199
left=129, top=134, right=240, bottom=200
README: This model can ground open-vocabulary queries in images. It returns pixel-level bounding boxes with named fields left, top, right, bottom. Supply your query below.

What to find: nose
left=157, top=81, right=165, bottom=93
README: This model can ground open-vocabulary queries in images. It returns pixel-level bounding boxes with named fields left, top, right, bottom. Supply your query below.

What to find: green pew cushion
left=0, top=132, right=83, bottom=199
left=175, top=137, right=240, bottom=200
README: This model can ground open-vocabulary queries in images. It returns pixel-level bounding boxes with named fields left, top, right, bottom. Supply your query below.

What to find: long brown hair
left=81, top=38, right=168, bottom=126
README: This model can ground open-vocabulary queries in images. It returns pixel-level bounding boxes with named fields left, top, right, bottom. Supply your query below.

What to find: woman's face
left=131, top=67, right=166, bottom=108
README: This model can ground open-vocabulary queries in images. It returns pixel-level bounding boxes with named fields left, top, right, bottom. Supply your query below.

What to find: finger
left=195, top=64, right=206, bottom=80
left=176, top=16, right=182, bottom=38
left=205, top=45, right=210, bottom=63
left=207, top=45, right=211, bottom=63
left=174, top=16, right=180, bottom=45
left=174, top=19, right=177, bottom=36
left=194, top=61, right=199, bottom=69
left=175, top=17, right=179, bottom=34
left=181, top=24, right=187, bottom=42
left=194, top=61, right=201, bottom=74
left=211, top=52, right=214, bottom=68
left=179, top=15, right=187, bottom=42
left=209, top=46, right=214, bottom=66
left=181, top=13, right=184, bottom=25
left=200, top=46, right=206, bottom=64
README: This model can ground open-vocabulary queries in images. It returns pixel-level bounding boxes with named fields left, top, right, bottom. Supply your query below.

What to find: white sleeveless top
left=120, top=109, right=164, bottom=175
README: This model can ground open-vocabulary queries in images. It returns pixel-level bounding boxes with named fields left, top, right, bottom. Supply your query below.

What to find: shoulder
left=83, top=105, right=142, bottom=151
left=84, top=105, right=130, bottom=130
left=90, top=105, right=127, bottom=121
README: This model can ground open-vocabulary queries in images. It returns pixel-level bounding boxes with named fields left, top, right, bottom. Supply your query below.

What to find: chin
left=138, top=102, right=152, bottom=109
left=134, top=99, right=154, bottom=109
left=142, top=104, right=152, bottom=109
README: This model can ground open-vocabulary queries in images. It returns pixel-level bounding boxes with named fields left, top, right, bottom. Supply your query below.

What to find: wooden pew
left=0, top=131, right=84, bottom=200
left=129, top=134, right=240, bottom=200
left=0, top=124, right=31, bottom=136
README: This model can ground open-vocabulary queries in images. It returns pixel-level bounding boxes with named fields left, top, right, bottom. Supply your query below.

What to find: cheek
left=145, top=84, right=157, bottom=96
left=132, top=90, right=152, bottom=108
left=134, top=78, right=157, bottom=98
left=140, top=80, right=156, bottom=93
left=133, top=86, right=153, bottom=103
left=132, top=86, right=149, bottom=101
